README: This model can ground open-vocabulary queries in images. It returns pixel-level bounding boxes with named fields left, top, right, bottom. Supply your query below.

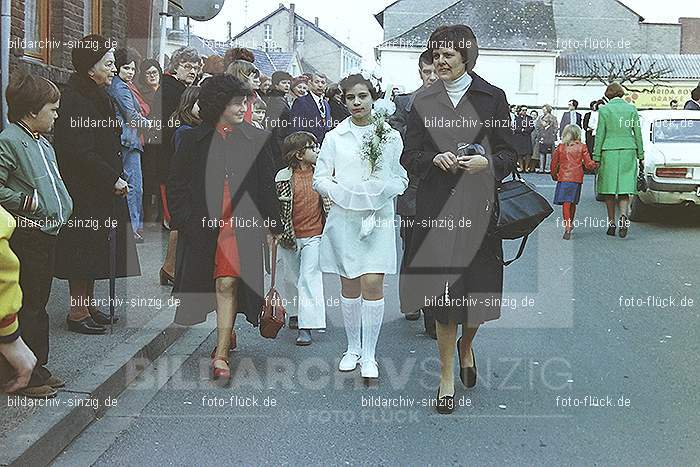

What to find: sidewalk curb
left=1, top=310, right=212, bottom=467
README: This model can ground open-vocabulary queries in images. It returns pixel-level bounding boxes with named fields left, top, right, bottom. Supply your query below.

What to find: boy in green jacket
left=0, top=72, right=73, bottom=398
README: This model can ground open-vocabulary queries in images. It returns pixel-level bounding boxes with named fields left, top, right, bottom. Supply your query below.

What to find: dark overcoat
left=399, top=73, right=516, bottom=325
left=262, top=89, right=292, bottom=170
left=512, top=114, right=534, bottom=156
left=167, top=122, right=283, bottom=326
left=157, top=74, right=186, bottom=184
left=53, top=73, right=141, bottom=280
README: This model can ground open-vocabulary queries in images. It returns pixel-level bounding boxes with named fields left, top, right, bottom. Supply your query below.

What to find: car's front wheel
left=629, top=195, right=653, bottom=222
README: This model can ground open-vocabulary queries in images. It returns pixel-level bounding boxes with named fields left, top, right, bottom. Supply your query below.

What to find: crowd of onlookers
left=0, top=35, right=371, bottom=399
left=509, top=99, right=604, bottom=174
left=1, top=26, right=698, bottom=405
left=508, top=82, right=699, bottom=241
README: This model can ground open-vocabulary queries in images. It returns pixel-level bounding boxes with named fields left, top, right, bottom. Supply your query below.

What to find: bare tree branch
left=580, top=56, right=672, bottom=93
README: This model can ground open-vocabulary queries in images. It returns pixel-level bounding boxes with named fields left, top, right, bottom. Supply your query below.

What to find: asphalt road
left=52, top=174, right=700, bottom=466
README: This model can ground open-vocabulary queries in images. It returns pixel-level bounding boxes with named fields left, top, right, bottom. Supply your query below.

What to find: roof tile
left=381, top=0, right=556, bottom=51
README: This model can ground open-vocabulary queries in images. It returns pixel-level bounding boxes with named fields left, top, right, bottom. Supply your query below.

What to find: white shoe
left=339, top=352, right=361, bottom=372
left=360, top=359, right=379, bottom=379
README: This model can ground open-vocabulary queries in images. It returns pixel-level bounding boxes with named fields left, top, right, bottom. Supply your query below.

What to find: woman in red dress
left=167, top=75, right=283, bottom=383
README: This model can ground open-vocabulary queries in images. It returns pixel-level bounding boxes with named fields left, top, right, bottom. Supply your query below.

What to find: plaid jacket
left=275, top=167, right=332, bottom=251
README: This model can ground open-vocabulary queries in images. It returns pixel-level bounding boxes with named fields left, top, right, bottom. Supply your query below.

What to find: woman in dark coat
left=155, top=47, right=202, bottom=288
left=137, top=59, right=163, bottom=225
left=400, top=25, right=515, bottom=413
left=168, top=75, right=283, bottom=382
left=53, top=35, right=141, bottom=335
left=512, top=105, right=533, bottom=172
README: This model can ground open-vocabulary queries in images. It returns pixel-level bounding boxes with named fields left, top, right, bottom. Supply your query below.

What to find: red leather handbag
left=259, top=238, right=286, bottom=338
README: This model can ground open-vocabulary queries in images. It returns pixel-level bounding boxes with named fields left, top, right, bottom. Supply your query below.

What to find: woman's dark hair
left=282, top=131, right=317, bottom=169
left=198, top=74, right=254, bottom=125
left=138, top=59, right=162, bottom=88
left=691, top=86, right=700, bottom=101
left=418, top=49, right=433, bottom=68
left=114, top=47, right=142, bottom=73
left=339, top=74, right=379, bottom=101
left=427, top=25, right=479, bottom=71
left=325, top=83, right=342, bottom=100
left=605, top=82, right=625, bottom=99
left=169, top=85, right=201, bottom=128
left=223, top=47, right=255, bottom=69
left=6, top=71, right=60, bottom=123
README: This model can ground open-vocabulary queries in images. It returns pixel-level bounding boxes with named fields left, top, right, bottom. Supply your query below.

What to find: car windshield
left=652, top=119, right=700, bottom=142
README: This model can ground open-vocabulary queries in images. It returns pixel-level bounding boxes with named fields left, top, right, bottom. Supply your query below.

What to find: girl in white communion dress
left=313, top=74, right=407, bottom=380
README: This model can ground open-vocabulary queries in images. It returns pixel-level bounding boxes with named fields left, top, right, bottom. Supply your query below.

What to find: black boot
left=423, top=309, right=436, bottom=339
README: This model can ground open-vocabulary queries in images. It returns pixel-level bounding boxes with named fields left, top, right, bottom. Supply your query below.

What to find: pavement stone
left=0, top=227, right=213, bottom=467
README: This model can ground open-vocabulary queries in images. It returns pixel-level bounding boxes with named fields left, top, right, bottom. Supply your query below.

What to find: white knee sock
left=361, top=297, right=385, bottom=363
left=340, top=295, right=361, bottom=355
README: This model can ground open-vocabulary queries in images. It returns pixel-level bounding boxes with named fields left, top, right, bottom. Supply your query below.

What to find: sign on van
left=624, top=86, right=694, bottom=109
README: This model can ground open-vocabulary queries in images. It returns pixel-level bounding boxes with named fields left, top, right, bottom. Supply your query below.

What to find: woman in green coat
left=593, top=83, right=644, bottom=238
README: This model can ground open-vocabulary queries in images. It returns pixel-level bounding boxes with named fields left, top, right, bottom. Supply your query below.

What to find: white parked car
left=630, top=110, right=700, bottom=221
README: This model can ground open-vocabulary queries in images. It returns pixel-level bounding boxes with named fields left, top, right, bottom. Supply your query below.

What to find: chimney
left=226, top=21, right=232, bottom=41
left=680, top=17, right=700, bottom=54
left=314, top=17, right=319, bottom=27
left=289, top=3, right=296, bottom=52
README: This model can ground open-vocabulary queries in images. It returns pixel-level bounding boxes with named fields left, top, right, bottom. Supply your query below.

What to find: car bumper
left=639, top=176, right=700, bottom=205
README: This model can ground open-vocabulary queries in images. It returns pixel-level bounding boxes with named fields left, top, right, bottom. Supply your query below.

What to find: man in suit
left=289, top=72, right=331, bottom=143
left=389, top=50, right=438, bottom=137
left=389, top=50, right=438, bottom=338
left=683, top=87, right=700, bottom=110
left=559, top=99, right=582, bottom=136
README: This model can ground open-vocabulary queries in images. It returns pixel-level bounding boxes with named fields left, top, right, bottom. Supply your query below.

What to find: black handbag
left=492, top=171, right=553, bottom=266
left=637, top=162, right=647, bottom=192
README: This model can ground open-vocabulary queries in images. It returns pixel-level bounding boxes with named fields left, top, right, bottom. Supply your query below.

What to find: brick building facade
left=8, top=0, right=157, bottom=87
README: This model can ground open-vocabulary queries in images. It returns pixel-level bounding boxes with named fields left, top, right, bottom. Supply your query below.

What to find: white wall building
left=375, top=0, right=700, bottom=115
left=375, top=0, right=558, bottom=105
left=379, top=46, right=558, bottom=106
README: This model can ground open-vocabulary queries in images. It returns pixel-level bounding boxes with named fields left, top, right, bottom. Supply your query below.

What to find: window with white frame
left=295, top=24, right=304, bottom=42
left=519, top=64, right=535, bottom=93
left=264, top=24, right=272, bottom=42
